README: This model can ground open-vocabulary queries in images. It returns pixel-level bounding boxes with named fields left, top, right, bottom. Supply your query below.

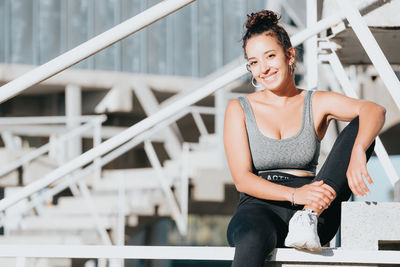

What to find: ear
left=287, top=47, right=296, bottom=65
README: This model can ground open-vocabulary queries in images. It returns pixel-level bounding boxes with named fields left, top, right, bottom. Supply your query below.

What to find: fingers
left=313, top=185, right=335, bottom=200
left=312, top=192, right=331, bottom=207
left=307, top=182, right=335, bottom=200
left=347, top=170, right=372, bottom=197
left=306, top=196, right=329, bottom=212
left=363, top=169, right=374, bottom=185
left=321, top=184, right=337, bottom=199
left=347, top=171, right=363, bottom=197
left=311, top=180, right=323, bottom=185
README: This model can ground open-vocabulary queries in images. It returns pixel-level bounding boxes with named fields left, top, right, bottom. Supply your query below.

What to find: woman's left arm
left=315, top=91, right=386, bottom=197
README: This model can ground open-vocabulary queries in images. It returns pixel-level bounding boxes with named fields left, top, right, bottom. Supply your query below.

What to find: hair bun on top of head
left=245, top=10, right=280, bottom=29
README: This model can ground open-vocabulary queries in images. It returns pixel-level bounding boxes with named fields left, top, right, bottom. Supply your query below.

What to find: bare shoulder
left=225, top=98, right=245, bottom=119
left=312, top=90, right=341, bottom=101
left=311, top=90, right=358, bottom=108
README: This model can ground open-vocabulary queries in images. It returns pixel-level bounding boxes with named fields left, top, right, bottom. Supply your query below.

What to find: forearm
left=234, top=172, right=294, bottom=202
left=353, top=103, right=386, bottom=151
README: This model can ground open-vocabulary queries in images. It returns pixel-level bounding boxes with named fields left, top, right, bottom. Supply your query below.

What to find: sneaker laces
left=293, top=209, right=317, bottom=227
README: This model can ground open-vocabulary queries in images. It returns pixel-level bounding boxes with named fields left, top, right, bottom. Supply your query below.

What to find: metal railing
left=0, top=0, right=195, bottom=104
left=0, top=106, right=214, bottom=237
left=0, top=115, right=106, bottom=180
left=0, top=246, right=399, bottom=266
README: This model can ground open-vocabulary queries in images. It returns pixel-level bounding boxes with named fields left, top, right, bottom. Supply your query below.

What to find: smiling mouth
left=262, top=73, right=277, bottom=81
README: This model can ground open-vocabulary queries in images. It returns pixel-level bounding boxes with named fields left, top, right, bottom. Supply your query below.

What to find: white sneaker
left=284, top=209, right=322, bottom=252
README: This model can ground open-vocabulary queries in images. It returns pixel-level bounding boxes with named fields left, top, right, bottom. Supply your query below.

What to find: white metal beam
left=66, top=84, right=82, bottom=160
left=0, top=63, right=200, bottom=94
left=305, top=0, right=318, bottom=89
left=0, top=0, right=195, bottom=103
left=336, top=0, right=400, bottom=110
left=133, top=81, right=183, bottom=159
left=323, top=51, right=400, bottom=186
left=144, top=141, right=187, bottom=235
left=0, top=246, right=399, bottom=264
left=77, top=180, right=113, bottom=246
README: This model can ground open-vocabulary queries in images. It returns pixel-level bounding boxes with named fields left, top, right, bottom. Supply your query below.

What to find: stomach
left=269, top=168, right=316, bottom=177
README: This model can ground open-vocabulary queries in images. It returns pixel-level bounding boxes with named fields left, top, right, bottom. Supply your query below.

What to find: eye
left=267, top=54, right=275, bottom=58
left=249, top=61, right=257, bottom=66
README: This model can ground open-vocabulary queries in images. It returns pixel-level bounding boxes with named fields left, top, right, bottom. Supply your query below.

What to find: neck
left=258, top=78, right=299, bottom=105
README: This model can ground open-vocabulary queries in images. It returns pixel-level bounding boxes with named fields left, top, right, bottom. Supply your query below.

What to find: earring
left=289, top=64, right=295, bottom=74
left=251, top=77, right=262, bottom=88
left=246, top=63, right=251, bottom=72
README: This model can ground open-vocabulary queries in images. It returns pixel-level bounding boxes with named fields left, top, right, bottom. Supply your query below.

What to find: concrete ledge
left=341, top=202, right=400, bottom=250
left=0, top=246, right=399, bottom=265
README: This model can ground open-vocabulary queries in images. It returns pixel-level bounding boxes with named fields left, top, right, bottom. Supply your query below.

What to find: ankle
left=303, top=206, right=321, bottom=217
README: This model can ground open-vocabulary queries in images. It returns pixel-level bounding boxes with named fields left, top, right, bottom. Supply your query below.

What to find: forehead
left=245, top=33, right=283, bottom=58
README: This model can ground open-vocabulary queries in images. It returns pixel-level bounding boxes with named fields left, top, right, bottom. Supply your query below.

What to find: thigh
left=227, top=202, right=288, bottom=248
left=227, top=202, right=289, bottom=267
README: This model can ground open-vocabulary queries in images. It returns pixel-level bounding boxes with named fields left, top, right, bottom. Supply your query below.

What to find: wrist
left=352, top=143, right=367, bottom=153
left=290, top=188, right=296, bottom=205
left=285, top=188, right=293, bottom=202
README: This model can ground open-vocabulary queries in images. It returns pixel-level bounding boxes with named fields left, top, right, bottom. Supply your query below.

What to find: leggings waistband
left=257, top=170, right=314, bottom=183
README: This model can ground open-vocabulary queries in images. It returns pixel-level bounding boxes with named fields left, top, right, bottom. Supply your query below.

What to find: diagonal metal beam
left=322, top=51, right=400, bottom=186
left=336, top=0, right=400, bottom=110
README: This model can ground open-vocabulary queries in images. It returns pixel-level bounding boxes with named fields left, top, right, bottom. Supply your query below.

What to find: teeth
left=264, top=74, right=276, bottom=81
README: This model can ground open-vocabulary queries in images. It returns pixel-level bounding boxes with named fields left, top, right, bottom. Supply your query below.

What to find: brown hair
left=242, top=10, right=293, bottom=61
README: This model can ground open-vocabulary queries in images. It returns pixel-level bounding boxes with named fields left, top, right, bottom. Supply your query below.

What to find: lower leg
left=313, top=118, right=375, bottom=205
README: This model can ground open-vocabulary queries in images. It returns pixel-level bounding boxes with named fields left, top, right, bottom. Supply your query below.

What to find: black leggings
left=227, top=118, right=375, bottom=267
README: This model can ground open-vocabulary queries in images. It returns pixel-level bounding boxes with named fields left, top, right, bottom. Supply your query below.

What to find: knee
left=339, top=117, right=359, bottom=140
left=348, top=117, right=375, bottom=159
left=347, top=117, right=359, bottom=132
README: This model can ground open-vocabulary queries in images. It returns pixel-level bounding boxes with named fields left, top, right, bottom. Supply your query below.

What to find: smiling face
left=245, top=33, right=295, bottom=91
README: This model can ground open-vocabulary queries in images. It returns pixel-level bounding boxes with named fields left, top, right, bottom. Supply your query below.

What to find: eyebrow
left=247, top=49, right=276, bottom=61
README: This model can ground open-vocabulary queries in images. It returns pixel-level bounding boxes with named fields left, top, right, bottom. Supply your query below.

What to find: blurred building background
left=0, top=0, right=399, bottom=266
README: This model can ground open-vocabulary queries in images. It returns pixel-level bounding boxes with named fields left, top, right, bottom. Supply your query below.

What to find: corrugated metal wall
left=0, top=0, right=270, bottom=77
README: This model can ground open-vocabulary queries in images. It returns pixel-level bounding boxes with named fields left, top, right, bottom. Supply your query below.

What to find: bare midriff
left=271, top=169, right=316, bottom=177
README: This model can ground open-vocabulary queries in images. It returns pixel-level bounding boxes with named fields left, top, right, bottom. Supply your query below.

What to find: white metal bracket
left=144, top=140, right=187, bottom=235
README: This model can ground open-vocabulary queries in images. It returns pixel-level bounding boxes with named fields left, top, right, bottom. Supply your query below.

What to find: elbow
left=379, top=104, right=386, bottom=118
left=363, top=102, right=386, bottom=121
left=232, top=174, right=248, bottom=193
left=375, top=103, right=386, bottom=122
left=230, top=170, right=253, bottom=193
left=234, top=181, right=244, bottom=193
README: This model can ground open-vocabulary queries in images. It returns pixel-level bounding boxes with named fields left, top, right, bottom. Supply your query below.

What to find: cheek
left=273, top=57, right=287, bottom=68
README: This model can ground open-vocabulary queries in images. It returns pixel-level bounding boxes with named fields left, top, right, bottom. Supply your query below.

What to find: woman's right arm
left=223, top=99, right=333, bottom=209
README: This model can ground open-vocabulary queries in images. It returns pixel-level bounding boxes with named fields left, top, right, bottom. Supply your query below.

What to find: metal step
left=332, top=27, right=400, bottom=65
left=0, top=235, right=83, bottom=245
left=8, top=215, right=114, bottom=232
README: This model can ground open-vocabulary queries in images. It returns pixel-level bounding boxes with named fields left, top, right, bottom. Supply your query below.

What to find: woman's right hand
left=293, top=180, right=335, bottom=211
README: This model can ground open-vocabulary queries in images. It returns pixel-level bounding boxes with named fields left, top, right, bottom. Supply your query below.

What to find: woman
left=224, top=10, right=385, bottom=266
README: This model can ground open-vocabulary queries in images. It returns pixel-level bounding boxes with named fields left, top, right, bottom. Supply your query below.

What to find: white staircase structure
left=0, top=0, right=399, bottom=266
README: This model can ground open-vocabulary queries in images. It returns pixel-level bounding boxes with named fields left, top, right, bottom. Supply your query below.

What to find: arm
left=315, top=91, right=386, bottom=197
left=223, top=99, right=332, bottom=208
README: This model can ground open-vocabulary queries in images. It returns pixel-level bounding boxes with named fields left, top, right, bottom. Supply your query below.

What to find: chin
left=261, top=80, right=282, bottom=91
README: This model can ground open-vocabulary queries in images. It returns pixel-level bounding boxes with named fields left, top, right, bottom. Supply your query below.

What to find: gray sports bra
left=238, top=90, right=320, bottom=174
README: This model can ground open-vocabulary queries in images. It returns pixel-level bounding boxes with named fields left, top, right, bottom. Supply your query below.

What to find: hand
left=347, top=146, right=374, bottom=197
left=293, top=180, right=335, bottom=212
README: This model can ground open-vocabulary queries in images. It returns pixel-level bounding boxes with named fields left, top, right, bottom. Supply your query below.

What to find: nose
left=259, top=58, right=270, bottom=74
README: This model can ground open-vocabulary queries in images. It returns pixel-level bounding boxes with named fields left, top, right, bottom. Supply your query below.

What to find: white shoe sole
left=285, top=233, right=322, bottom=252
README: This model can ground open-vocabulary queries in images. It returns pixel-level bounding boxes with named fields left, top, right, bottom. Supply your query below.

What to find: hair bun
left=246, top=10, right=280, bottom=29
